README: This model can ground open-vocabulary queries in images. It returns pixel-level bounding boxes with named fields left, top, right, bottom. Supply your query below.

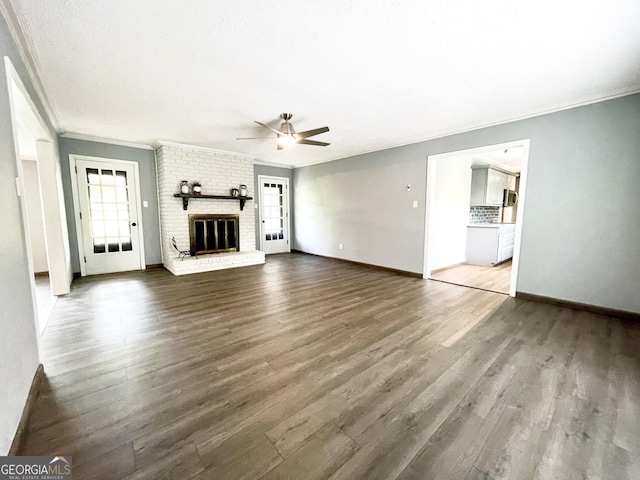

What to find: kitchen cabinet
left=470, top=166, right=517, bottom=206
left=465, top=223, right=516, bottom=266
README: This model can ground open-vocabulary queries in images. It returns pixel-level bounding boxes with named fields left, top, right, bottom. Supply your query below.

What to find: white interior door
left=72, top=157, right=144, bottom=275
left=259, top=176, right=290, bottom=254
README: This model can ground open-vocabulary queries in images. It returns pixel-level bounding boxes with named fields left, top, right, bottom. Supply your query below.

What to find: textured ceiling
left=9, top=0, right=640, bottom=167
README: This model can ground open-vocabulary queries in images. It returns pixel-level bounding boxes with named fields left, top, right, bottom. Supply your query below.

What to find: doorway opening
left=5, top=56, right=72, bottom=334
left=423, top=140, right=530, bottom=296
left=20, top=143, right=57, bottom=332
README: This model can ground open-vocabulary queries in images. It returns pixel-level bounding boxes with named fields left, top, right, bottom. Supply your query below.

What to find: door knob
left=131, top=222, right=137, bottom=227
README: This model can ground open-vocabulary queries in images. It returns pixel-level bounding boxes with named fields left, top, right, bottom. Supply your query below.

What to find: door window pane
left=102, top=187, right=116, bottom=203
left=115, top=171, right=127, bottom=186
left=93, top=238, right=106, bottom=254
left=119, top=221, right=130, bottom=236
left=122, top=238, right=133, bottom=251
left=116, top=187, right=128, bottom=203
left=107, top=238, right=120, bottom=252
left=91, top=221, right=105, bottom=237
left=101, top=170, right=114, bottom=185
left=88, top=186, right=102, bottom=202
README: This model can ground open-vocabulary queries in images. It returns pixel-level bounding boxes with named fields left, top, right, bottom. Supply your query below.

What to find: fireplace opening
left=189, top=214, right=240, bottom=255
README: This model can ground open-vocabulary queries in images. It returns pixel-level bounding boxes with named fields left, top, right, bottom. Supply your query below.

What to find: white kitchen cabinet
left=465, top=224, right=516, bottom=266
left=470, top=166, right=516, bottom=206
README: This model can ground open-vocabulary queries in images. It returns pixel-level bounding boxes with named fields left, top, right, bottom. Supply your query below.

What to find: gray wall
left=294, top=94, right=640, bottom=313
left=293, top=149, right=426, bottom=272
left=58, top=137, right=162, bottom=272
left=0, top=12, right=50, bottom=453
left=253, top=164, right=294, bottom=250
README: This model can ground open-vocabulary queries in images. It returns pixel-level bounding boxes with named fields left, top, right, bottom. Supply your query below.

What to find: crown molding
left=60, top=132, right=154, bottom=150
left=0, top=0, right=61, bottom=132
left=154, top=140, right=257, bottom=161
left=293, top=88, right=640, bottom=169
left=253, top=159, right=293, bottom=169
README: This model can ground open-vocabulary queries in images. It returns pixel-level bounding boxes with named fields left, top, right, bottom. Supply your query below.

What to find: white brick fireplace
left=156, top=143, right=265, bottom=275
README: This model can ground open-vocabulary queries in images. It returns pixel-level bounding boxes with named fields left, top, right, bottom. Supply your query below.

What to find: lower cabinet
left=465, top=224, right=516, bottom=266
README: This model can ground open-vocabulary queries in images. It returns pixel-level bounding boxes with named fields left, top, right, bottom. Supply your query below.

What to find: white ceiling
left=9, top=0, right=640, bottom=167
left=472, top=147, right=524, bottom=173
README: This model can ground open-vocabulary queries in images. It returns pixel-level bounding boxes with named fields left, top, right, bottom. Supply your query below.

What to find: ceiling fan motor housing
left=279, top=113, right=295, bottom=135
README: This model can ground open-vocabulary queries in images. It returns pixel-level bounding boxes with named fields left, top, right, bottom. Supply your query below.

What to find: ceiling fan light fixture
left=239, top=113, right=329, bottom=150
left=277, top=134, right=296, bottom=148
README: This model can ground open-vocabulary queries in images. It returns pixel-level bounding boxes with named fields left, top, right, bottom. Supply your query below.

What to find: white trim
left=5, top=57, right=73, bottom=294
left=257, top=175, right=291, bottom=254
left=61, top=133, right=154, bottom=151
left=253, top=159, right=294, bottom=169
left=0, top=2, right=61, bottom=131
left=154, top=141, right=257, bottom=161
left=423, top=139, right=531, bottom=298
left=153, top=148, right=164, bottom=263
left=69, top=154, right=146, bottom=276
left=68, top=157, right=85, bottom=276
left=6, top=80, right=41, bottom=350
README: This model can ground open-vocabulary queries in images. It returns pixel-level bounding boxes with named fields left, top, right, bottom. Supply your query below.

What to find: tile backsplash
left=469, top=206, right=500, bottom=224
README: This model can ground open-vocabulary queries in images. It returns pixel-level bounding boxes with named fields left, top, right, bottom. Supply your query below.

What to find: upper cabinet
left=470, top=166, right=517, bottom=206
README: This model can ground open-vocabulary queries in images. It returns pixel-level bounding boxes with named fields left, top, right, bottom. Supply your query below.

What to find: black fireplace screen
left=189, top=214, right=239, bottom=255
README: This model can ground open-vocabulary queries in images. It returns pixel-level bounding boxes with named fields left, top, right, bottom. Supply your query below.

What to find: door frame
left=257, top=175, right=291, bottom=253
left=423, top=139, right=530, bottom=297
left=5, top=56, right=72, bottom=338
left=69, top=154, right=146, bottom=276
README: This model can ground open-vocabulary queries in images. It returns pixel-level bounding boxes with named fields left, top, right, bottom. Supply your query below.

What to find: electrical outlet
left=339, top=243, right=343, bottom=250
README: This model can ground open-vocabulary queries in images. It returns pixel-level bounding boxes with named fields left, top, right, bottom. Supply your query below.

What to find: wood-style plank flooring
left=430, top=260, right=512, bottom=294
left=34, top=274, right=57, bottom=331
left=20, top=253, right=640, bottom=479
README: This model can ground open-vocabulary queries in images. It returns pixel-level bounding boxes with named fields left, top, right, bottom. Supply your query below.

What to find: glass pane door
left=259, top=177, right=289, bottom=254
left=75, top=158, right=142, bottom=275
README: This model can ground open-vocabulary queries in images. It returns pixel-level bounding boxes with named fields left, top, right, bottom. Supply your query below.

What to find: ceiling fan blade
left=255, top=120, right=286, bottom=136
left=293, top=126, right=330, bottom=140
left=236, top=136, right=275, bottom=140
left=297, top=139, right=330, bottom=147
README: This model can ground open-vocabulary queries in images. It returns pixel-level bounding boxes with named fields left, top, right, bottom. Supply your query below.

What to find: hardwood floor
left=430, top=260, right=512, bottom=294
left=19, top=253, right=640, bottom=479
left=34, top=274, right=57, bottom=331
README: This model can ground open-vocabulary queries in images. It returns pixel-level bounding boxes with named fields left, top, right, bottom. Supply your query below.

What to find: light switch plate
left=412, top=200, right=418, bottom=208
left=143, top=201, right=148, bottom=207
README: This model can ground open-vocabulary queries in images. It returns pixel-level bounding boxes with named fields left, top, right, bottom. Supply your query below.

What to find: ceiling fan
left=237, top=113, right=330, bottom=150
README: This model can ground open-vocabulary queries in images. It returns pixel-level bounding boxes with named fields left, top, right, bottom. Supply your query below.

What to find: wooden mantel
left=173, top=193, right=253, bottom=211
